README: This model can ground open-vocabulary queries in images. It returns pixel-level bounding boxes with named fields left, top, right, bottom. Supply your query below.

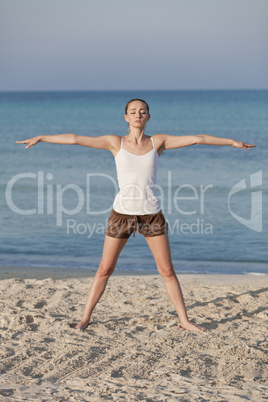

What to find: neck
left=128, top=127, right=146, bottom=143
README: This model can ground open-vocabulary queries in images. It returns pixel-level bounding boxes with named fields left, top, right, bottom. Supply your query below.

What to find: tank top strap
left=150, top=136, right=155, bottom=149
left=121, top=137, right=124, bottom=149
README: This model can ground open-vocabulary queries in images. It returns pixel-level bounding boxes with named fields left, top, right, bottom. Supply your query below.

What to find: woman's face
left=124, top=100, right=150, bottom=129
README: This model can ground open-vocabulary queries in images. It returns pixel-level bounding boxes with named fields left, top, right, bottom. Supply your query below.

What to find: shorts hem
left=104, top=232, right=131, bottom=239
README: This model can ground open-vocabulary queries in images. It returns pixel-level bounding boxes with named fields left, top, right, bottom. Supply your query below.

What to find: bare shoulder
left=151, top=134, right=167, bottom=156
left=105, top=135, right=121, bottom=146
left=106, top=135, right=122, bottom=156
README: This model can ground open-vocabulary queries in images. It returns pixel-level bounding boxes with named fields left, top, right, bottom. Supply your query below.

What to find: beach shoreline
left=1, top=267, right=267, bottom=400
left=0, top=264, right=267, bottom=282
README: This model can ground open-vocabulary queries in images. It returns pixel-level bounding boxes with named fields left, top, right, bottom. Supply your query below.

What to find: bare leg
left=145, top=234, right=206, bottom=333
left=76, top=235, right=128, bottom=329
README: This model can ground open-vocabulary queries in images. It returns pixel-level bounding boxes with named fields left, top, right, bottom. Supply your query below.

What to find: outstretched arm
left=196, top=134, right=255, bottom=149
left=154, top=133, right=255, bottom=153
left=16, top=134, right=120, bottom=151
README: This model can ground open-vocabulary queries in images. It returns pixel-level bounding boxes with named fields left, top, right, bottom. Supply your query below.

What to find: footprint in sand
left=34, top=301, right=47, bottom=309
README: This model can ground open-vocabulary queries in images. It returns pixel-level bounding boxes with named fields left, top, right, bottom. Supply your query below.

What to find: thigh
left=145, top=233, right=175, bottom=275
left=100, top=235, right=128, bottom=271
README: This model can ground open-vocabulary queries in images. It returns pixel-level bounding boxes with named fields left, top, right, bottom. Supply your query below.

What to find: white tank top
left=113, top=136, right=161, bottom=215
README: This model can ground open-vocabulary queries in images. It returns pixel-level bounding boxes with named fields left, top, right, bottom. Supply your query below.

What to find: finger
left=16, top=140, right=30, bottom=144
left=243, top=143, right=255, bottom=147
left=25, top=143, right=33, bottom=149
left=242, top=143, right=255, bottom=149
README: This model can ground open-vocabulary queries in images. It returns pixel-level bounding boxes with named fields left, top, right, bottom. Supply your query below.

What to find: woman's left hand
left=232, top=141, right=256, bottom=150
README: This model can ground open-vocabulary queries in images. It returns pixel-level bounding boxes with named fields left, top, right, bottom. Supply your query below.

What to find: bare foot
left=180, top=321, right=206, bottom=333
left=75, top=320, right=90, bottom=330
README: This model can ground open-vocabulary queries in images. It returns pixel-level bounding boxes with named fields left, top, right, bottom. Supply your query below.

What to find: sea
left=1, top=90, right=267, bottom=275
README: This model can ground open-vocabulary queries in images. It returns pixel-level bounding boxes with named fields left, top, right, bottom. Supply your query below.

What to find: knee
left=97, top=262, right=115, bottom=278
left=157, top=264, right=176, bottom=279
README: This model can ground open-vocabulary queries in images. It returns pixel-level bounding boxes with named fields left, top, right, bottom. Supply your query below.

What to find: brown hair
left=125, top=98, right=150, bottom=114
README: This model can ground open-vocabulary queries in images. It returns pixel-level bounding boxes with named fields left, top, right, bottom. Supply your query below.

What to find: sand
left=0, top=267, right=267, bottom=401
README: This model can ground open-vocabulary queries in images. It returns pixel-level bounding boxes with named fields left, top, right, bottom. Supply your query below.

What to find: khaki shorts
left=105, top=209, right=168, bottom=239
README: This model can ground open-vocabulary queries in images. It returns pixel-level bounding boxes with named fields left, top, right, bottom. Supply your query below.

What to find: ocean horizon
left=1, top=90, right=267, bottom=275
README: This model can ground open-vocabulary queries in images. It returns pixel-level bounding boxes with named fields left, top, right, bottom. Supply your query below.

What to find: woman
left=17, top=98, right=255, bottom=333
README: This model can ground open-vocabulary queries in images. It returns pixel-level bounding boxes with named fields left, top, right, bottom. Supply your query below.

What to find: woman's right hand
left=16, top=136, right=41, bottom=149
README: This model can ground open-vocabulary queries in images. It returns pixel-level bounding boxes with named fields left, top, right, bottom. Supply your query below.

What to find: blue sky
left=1, top=0, right=267, bottom=90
